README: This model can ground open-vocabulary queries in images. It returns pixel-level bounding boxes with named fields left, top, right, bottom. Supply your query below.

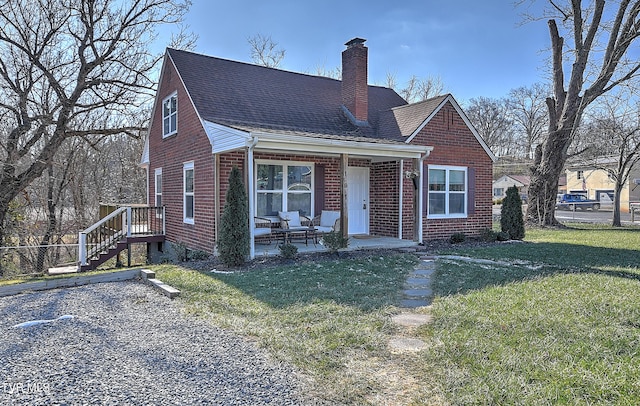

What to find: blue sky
left=162, top=1, right=550, bottom=103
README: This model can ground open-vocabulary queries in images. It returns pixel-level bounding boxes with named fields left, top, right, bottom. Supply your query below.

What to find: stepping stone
left=392, top=312, right=433, bottom=327
left=405, top=277, right=432, bottom=286
left=388, top=337, right=427, bottom=352
left=420, top=255, right=436, bottom=261
left=399, top=298, right=432, bottom=308
left=403, top=288, right=432, bottom=297
left=399, top=247, right=417, bottom=253
left=412, top=269, right=435, bottom=277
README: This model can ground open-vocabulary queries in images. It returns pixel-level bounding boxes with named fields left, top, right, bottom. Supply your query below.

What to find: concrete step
left=403, top=288, right=432, bottom=297
left=399, top=298, right=432, bottom=308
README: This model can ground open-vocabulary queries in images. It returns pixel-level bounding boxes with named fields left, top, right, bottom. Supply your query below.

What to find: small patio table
left=272, top=227, right=317, bottom=246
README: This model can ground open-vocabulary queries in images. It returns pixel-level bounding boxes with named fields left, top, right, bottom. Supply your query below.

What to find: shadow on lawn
left=432, top=242, right=640, bottom=297
left=179, top=252, right=417, bottom=311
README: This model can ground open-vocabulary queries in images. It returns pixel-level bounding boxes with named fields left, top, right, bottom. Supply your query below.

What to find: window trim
left=154, top=168, right=162, bottom=216
left=255, top=160, right=314, bottom=217
left=427, top=165, right=468, bottom=219
left=162, top=92, right=178, bottom=138
left=183, top=161, right=194, bottom=224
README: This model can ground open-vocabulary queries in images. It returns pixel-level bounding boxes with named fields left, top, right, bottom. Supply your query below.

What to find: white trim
left=162, top=91, right=178, bottom=138
left=255, top=159, right=314, bottom=218
left=398, top=159, right=404, bottom=240
left=405, top=94, right=497, bottom=162
left=418, top=161, right=424, bottom=243
left=252, top=131, right=432, bottom=159
left=165, top=51, right=214, bottom=151
left=248, top=142, right=256, bottom=259
left=154, top=167, right=163, bottom=208
left=183, top=161, right=194, bottom=224
left=426, top=165, right=468, bottom=219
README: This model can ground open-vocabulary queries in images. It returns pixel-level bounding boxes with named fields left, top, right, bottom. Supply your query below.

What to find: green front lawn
left=147, top=224, right=640, bottom=404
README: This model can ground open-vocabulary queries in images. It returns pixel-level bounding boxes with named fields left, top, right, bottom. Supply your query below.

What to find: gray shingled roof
left=167, top=48, right=436, bottom=141
left=377, top=95, right=449, bottom=139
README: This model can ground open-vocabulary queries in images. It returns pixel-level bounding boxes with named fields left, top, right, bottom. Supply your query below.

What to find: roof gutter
left=251, top=131, right=432, bottom=159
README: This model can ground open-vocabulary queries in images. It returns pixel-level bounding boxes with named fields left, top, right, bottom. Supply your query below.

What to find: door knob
left=363, top=203, right=367, bottom=209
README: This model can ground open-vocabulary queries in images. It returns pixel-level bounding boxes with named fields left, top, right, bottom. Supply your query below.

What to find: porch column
left=214, top=154, right=220, bottom=245
left=247, top=146, right=256, bottom=259
left=413, top=159, right=420, bottom=241
left=340, top=153, right=349, bottom=237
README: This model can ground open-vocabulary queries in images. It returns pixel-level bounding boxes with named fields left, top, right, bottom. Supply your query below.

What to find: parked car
left=556, top=193, right=601, bottom=211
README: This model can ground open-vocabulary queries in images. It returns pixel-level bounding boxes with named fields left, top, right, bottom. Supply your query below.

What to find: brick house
left=140, top=38, right=495, bottom=258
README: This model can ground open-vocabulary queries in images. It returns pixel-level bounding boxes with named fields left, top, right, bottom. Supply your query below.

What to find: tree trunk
left=35, top=165, right=56, bottom=274
left=527, top=128, right=572, bottom=225
left=612, top=182, right=624, bottom=227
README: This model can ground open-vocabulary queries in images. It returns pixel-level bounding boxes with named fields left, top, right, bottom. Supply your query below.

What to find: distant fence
left=0, top=242, right=149, bottom=278
left=0, top=244, right=79, bottom=278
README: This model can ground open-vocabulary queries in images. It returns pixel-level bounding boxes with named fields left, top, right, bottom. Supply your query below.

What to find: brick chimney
left=341, top=38, right=368, bottom=125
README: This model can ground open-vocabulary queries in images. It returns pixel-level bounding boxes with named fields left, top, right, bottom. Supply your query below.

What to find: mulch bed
left=177, top=238, right=502, bottom=273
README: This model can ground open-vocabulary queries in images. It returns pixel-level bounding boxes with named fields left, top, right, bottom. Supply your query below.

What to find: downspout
left=398, top=159, right=404, bottom=240
left=248, top=136, right=258, bottom=259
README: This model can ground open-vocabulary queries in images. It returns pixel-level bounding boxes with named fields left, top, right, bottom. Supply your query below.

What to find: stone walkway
left=389, top=254, right=437, bottom=352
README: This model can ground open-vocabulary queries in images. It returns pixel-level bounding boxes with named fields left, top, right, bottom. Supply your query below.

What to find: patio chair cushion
left=319, top=210, right=340, bottom=228
left=253, top=227, right=271, bottom=237
left=278, top=211, right=302, bottom=228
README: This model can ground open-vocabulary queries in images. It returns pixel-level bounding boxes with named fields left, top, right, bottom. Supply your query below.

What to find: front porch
left=253, top=235, right=419, bottom=257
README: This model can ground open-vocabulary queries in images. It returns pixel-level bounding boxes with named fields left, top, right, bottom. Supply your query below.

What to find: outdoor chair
left=277, top=211, right=311, bottom=229
left=311, top=210, right=341, bottom=234
left=253, top=216, right=273, bottom=244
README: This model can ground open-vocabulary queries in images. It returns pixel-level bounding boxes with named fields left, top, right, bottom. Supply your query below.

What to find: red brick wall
left=410, top=101, right=493, bottom=239
left=147, top=57, right=216, bottom=253
left=370, top=161, right=400, bottom=237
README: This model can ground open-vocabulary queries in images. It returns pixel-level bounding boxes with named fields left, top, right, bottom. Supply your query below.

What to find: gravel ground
left=0, top=280, right=311, bottom=405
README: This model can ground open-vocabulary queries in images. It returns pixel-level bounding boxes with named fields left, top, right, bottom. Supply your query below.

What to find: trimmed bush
left=500, top=186, right=525, bottom=240
left=480, top=228, right=498, bottom=242
left=278, top=243, right=298, bottom=259
left=449, top=232, right=466, bottom=244
left=321, top=231, right=349, bottom=254
left=217, top=166, right=250, bottom=266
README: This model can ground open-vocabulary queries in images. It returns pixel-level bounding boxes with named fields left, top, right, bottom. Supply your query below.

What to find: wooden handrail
left=78, top=206, right=165, bottom=268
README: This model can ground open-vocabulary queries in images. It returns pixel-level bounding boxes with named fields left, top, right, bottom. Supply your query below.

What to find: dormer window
left=162, top=92, right=177, bottom=137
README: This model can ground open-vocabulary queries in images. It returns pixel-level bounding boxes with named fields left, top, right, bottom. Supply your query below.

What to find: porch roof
left=204, top=120, right=432, bottom=159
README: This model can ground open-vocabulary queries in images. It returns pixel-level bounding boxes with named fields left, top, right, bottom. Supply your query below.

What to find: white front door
left=347, top=167, right=370, bottom=235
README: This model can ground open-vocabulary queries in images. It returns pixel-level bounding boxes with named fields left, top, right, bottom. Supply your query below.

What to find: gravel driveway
left=0, top=281, right=309, bottom=405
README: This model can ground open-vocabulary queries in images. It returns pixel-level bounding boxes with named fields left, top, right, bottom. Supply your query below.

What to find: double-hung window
left=155, top=168, right=163, bottom=217
left=162, top=92, right=177, bottom=137
left=183, top=162, right=194, bottom=224
left=428, top=165, right=467, bottom=218
left=256, top=162, right=313, bottom=217
left=155, top=168, right=163, bottom=207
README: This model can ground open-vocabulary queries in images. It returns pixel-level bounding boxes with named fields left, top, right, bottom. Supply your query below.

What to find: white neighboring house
left=492, top=175, right=530, bottom=202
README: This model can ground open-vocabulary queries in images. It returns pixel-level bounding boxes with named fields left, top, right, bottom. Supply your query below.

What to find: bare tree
left=0, top=0, right=190, bottom=247
left=248, top=34, right=285, bottom=68
left=525, top=1, right=640, bottom=225
left=312, top=64, right=341, bottom=79
left=466, top=96, right=515, bottom=157
left=506, top=83, right=549, bottom=159
left=579, top=92, right=640, bottom=226
left=386, top=73, right=445, bottom=102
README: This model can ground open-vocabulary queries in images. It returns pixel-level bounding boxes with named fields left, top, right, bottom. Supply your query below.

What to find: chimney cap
left=345, top=37, right=367, bottom=48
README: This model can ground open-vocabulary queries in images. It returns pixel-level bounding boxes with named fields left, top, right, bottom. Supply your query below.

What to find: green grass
left=149, top=225, right=640, bottom=404
left=154, top=253, right=418, bottom=404
left=7, top=224, right=638, bottom=404
left=414, top=224, right=640, bottom=404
